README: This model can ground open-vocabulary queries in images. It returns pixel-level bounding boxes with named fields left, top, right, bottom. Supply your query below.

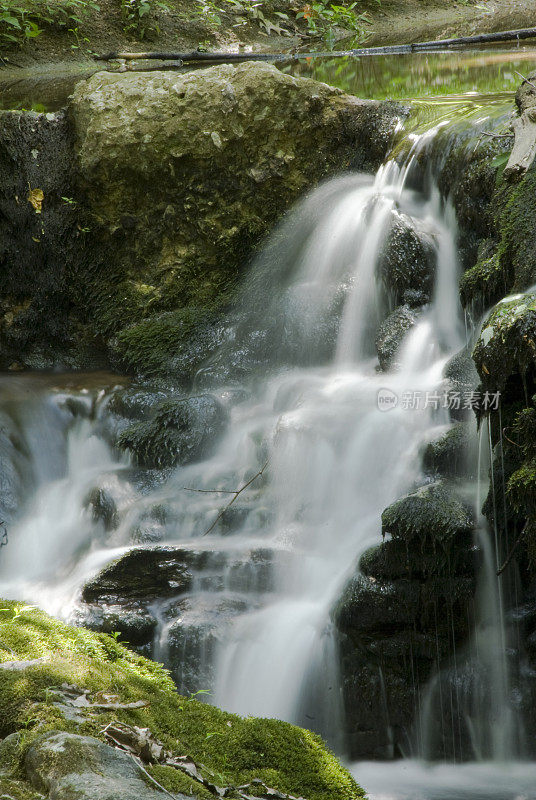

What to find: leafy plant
left=120, top=0, right=168, bottom=38
left=296, top=0, right=372, bottom=43
left=222, top=0, right=291, bottom=35
left=0, top=0, right=99, bottom=48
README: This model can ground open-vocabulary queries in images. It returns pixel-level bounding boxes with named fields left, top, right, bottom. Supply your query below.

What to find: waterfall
left=0, top=118, right=520, bottom=768
left=213, top=132, right=464, bottom=743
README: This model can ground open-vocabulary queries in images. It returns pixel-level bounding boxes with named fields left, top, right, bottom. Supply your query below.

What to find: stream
left=1, top=46, right=536, bottom=800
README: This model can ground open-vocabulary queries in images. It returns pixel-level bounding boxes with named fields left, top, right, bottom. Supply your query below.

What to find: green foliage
left=120, top=0, right=168, bottom=38
left=0, top=601, right=364, bottom=800
left=0, top=0, right=99, bottom=47
left=296, top=0, right=373, bottom=44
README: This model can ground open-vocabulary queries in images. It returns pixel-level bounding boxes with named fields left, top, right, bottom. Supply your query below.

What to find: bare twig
left=515, top=70, right=536, bottom=90
left=0, top=657, right=47, bottom=671
left=202, top=460, right=269, bottom=537
left=497, top=521, right=528, bottom=576
left=473, top=129, right=513, bottom=153
left=502, top=427, right=521, bottom=448
left=183, top=487, right=238, bottom=494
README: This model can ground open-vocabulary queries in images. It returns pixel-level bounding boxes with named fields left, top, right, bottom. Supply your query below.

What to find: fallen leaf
left=28, top=186, right=44, bottom=214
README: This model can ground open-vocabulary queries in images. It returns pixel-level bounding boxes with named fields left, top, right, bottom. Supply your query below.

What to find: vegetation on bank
left=0, top=0, right=379, bottom=53
left=0, top=600, right=364, bottom=800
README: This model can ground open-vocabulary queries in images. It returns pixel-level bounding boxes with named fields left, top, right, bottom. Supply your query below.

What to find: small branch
left=202, top=460, right=269, bottom=537
left=479, top=131, right=513, bottom=138
left=502, top=427, right=521, bottom=448
left=497, top=521, right=528, bottom=576
left=473, top=129, right=513, bottom=153
left=183, top=487, right=238, bottom=494
left=515, top=70, right=536, bottom=90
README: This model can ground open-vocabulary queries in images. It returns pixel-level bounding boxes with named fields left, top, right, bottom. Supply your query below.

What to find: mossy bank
left=0, top=600, right=364, bottom=800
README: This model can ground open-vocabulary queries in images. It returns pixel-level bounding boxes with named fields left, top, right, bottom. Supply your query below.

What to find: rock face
left=0, top=66, right=404, bottom=377
left=117, top=394, right=227, bottom=469
left=25, top=732, right=180, bottom=800
left=335, top=481, right=476, bottom=759
left=68, top=64, right=404, bottom=378
left=473, top=291, right=536, bottom=391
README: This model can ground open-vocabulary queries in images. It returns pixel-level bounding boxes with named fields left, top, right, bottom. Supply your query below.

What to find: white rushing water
left=0, top=120, right=518, bottom=770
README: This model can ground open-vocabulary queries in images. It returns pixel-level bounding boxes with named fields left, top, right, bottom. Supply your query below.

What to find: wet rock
left=73, top=603, right=157, bottom=649
left=81, top=546, right=196, bottom=604
left=382, top=481, right=474, bottom=552
left=106, top=385, right=173, bottom=420
left=25, top=732, right=184, bottom=800
left=377, top=211, right=436, bottom=306
left=0, top=111, right=108, bottom=371
left=459, top=243, right=509, bottom=311
left=117, top=394, right=227, bottom=469
left=423, top=422, right=470, bottom=478
left=336, top=575, right=420, bottom=634
left=0, top=413, right=22, bottom=524
left=165, top=594, right=248, bottom=694
left=375, top=304, right=417, bottom=370
left=83, top=486, right=118, bottom=531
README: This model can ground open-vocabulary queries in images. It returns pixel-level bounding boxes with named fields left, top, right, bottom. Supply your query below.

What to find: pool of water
left=284, top=43, right=536, bottom=101
left=353, top=761, right=536, bottom=800
left=2, top=42, right=536, bottom=112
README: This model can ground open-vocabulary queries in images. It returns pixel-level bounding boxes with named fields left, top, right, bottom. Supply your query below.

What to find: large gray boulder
left=25, top=732, right=188, bottom=800
left=0, top=66, right=404, bottom=376
left=68, top=64, right=405, bottom=377
left=71, top=63, right=402, bottom=297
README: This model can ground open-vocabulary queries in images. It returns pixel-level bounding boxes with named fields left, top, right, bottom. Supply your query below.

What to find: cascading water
left=0, top=110, right=529, bottom=796
left=213, top=131, right=465, bottom=746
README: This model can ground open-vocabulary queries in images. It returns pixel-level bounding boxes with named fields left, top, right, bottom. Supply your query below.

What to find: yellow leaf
left=482, top=364, right=490, bottom=374
left=28, top=186, right=44, bottom=214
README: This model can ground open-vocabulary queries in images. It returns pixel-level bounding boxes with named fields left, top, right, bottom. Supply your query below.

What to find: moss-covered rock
left=336, top=481, right=476, bottom=759
left=0, top=67, right=402, bottom=378
left=117, top=395, right=227, bottom=469
left=0, top=601, right=364, bottom=800
left=66, top=64, right=403, bottom=377
left=381, top=481, right=474, bottom=553
left=472, top=291, right=536, bottom=391
left=459, top=249, right=510, bottom=310
left=25, top=732, right=180, bottom=800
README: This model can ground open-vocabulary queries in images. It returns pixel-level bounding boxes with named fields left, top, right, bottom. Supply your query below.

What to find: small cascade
left=0, top=110, right=527, bottom=773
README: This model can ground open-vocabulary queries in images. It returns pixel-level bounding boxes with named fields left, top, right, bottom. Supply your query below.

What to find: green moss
left=381, top=482, right=473, bottom=553
left=117, top=395, right=226, bottom=469
left=0, top=775, right=42, bottom=799
left=459, top=252, right=509, bottom=309
left=0, top=601, right=364, bottom=800
left=109, top=308, right=220, bottom=379
left=472, top=291, right=536, bottom=390
left=496, top=166, right=536, bottom=291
